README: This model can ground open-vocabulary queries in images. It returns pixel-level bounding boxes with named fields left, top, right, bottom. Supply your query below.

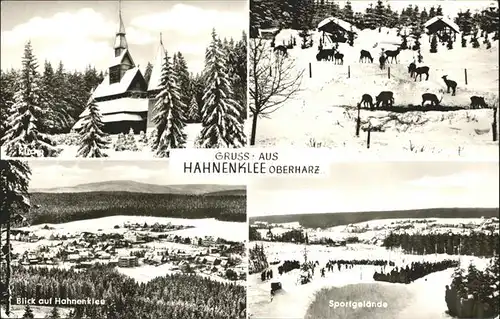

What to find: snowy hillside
left=249, top=215, right=498, bottom=318
left=254, top=28, right=499, bottom=159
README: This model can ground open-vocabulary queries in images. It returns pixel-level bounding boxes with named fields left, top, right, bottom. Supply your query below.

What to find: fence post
left=366, top=125, right=371, bottom=149
left=464, top=68, right=468, bottom=85
left=356, top=104, right=361, bottom=137
left=348, top=65, right=351, bottom=79
left=388, top=67, right=391, bottom=79
left=309, top=62, right=312, bottom=78
left=493, top=107, right=498, bottom=142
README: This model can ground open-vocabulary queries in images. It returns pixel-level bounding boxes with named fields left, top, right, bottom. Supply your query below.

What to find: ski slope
left=248, top=239, right=491, bottom=319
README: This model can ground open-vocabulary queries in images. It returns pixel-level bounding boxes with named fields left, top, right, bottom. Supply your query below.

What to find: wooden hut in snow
left=424, top=16, right=460, bottom=41
left=317, top=17, right=357, bottom=45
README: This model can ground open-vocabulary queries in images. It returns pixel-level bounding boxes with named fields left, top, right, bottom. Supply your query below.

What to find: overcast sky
left=27, top=160, right=244, bottom=189
left=248, top=161, right=499, bottom=217
left=0, top=1, right=246, bottom=74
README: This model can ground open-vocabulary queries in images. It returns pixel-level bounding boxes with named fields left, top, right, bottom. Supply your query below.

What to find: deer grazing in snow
left=384, top=47, right=401, bottom=64
left=421, top=93, right=443, bottom=107
left=470, top=96, right=488, bottom=109
left=442, top=75, right=457, bottom=96
left=375, top=91, right=395, bottom=108
left=358, top=94, right=374, bottom=110
left=379, top=55, right=386, bottom=70
left=316, top=48, right=335, bottom=61
left=334, top=52, right=344, bottom=65
left=359, top=50, right=373, bottom=63
left=408, top=62, right=417, bottom=77
left=413, top=66, right=430, bottom=81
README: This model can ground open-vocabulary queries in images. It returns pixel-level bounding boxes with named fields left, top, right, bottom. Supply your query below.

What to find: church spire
left=114, top=0, right=128, bottom=57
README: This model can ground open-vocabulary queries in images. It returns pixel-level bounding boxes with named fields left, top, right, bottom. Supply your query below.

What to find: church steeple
left=114, top=0, right=128, bottom=57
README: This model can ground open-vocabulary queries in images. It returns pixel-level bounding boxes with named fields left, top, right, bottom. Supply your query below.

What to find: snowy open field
left=255, top=28, right=499, bottom=159
left=16, top=215, right=247, bottom=243
left=249, top=217, right=497, bottom=319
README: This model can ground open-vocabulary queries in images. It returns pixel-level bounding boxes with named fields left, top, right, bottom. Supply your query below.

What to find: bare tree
left=249, top=38, right=303, bottom=145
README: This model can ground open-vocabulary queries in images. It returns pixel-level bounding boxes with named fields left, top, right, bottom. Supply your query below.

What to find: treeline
left=448, top=258, right=499, bottom=318
left=250, top=208, right=500, bottom=229
left=250, top=0, right=499, bottom=38
left=383, top=232, right=500, bottom=257
left=11, top=264, right=246, bottom=319
left=0, top=58, right=103, bottom=136
left=26, top=192, right=246, bottom=224
left=249, top=244, right=268, bottom=274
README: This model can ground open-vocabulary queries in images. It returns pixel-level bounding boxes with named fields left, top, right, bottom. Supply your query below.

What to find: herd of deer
left=271, top=41, right=489, bottom=110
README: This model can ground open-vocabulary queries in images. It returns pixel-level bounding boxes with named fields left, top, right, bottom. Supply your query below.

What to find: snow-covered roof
left=424, top=16, right=460, bottom=33
left=148, top=42, right=166, bottom=92
left=318, top=17, right=358, bottom=33
left=110, top=49, right=135, bottom=67
left=79, top=98, right=148, bottom=117
left=93, top=67, right=142, bottom=99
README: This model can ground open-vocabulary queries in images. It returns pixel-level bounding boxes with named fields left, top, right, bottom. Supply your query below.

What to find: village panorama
left=247, top=161, right=500, bottom=319
left=0, top=160, right=247, bottom=319
left=249, top=0, right=499, bottom=160
left=0, top=0, right=247, bottom=159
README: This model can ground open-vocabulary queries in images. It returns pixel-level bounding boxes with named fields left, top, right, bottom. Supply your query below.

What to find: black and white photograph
left=0, top=0, right=247, bottom=159
left=248, top=161, right=499, bottom=319
left=0, top=160, right=247, bottom=318
left=249, top=0, right=499, bottom=159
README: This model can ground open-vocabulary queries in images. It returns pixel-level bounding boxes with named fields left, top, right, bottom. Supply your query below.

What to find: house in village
left=73, top=6, right=166, bottom=134
left=118, top=256, right=139, bottom=267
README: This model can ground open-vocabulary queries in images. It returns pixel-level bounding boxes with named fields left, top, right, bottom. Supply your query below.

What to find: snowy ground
left=2, top=120, right=249, bottom=158
left=51, top=123, right=202, bottom=159
left=1, top=306, right=74, bottom=319
left=249, top=217, right=496, bottom=319
left=255, top=28, right=499, bottom=159
left=16, top=215, right=247, bottom=243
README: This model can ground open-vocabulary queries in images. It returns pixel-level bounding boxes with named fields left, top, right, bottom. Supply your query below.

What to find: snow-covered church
left=73, top=8, right=165, bottom=134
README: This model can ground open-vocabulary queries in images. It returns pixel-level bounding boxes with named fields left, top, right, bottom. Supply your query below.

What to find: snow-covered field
left=17, top=215, right=247, bottom=243
left=249, top=217, right=496, bottom=319
left=255, top=28, right=499, bottom=159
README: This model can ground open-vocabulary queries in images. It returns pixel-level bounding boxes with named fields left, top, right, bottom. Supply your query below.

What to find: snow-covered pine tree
left=173, top=52, right=192, bottom=114
left=76, top=92, right=109, bottom=158
left=430, top=34, right=438, bottom=53
left=188, top=95, right=200, bottom=122
left=152, top=50, right=187, bottom=156
left=342, top=1, right=354, bottom=23
left=0, top=160, right=31, bottom=316
left=22, top=304, right=34, bottom=319
left=1, top=41, right=59, bottom=157
left=198, top=29, right=246, bottom=148
left=46, top=306, right=60, bottom=319
left=0, top=69, right=18, bottom=140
